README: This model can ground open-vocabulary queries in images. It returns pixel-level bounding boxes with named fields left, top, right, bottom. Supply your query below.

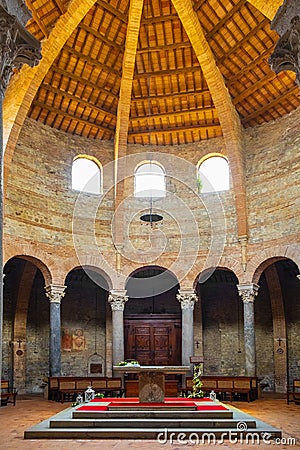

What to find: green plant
left=94, top=392, right=104, bottom=398
left=197, top=176, right=203, bottom=193
left=188, top=364, right=204, bottom=398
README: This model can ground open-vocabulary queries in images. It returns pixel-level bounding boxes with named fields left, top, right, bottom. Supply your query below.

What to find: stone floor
left=0, top=394, right=299, bottom=449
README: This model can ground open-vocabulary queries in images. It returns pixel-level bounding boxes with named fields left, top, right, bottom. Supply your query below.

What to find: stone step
left=25, top=426, right=282, bottom=440
left=73, top=409, right=233, bottom=419
left=50, top=418, right=257, bottom=429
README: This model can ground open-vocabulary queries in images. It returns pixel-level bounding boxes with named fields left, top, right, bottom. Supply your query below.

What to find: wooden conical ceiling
left=22, top=0, right=299, bottom=146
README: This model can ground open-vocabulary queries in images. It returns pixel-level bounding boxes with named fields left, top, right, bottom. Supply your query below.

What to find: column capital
left=177, top=289, right=198, bottom=310
left=269, top=2, right=300, bottom=86
left=45, top=284, right=67, bottom=304
left=237, top=283, right=259, bottom=303
left=108, top=290, right=128, bottom=311
left=0, top=4, right=41, bottom=96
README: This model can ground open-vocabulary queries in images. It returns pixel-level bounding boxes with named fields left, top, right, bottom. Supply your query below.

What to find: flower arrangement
left=188, top=364, right=204, bottom=398
left=117, top=359, right=140, bottom=367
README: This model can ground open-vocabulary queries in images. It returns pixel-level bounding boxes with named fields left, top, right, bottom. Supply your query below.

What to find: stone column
left=237, top=284, right=259, bottom=377
left=0, top=1, right=41, bottom=384
left=108, top=290, right=128, bottom=367
left=269, top=0, right=300, bottom=86
left=45, top=284, right=66, bottom=376
left=177, top=289, right=198, bottom=371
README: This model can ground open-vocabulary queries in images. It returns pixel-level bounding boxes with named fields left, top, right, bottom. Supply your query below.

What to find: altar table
left=113, top=365, right=190, bottom=403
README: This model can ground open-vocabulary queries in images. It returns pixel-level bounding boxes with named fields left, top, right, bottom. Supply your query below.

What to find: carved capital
left=237, top=284, right=259, bottom=303
left=269, top=1, right=300, bottom=86
left=108, top=290, right=128, bottom=311
left=45, top=284, right=67, bottom=304
left=0, top=5, right=41, bottom=96
left=177, top=290, right=198, bottom=310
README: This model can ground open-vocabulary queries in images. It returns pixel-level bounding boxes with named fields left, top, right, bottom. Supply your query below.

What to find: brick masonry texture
left=2, top=107, right=300, bottom=392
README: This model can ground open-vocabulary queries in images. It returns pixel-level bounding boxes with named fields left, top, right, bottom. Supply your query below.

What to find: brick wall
left=3, top=106, right=300, bottom=391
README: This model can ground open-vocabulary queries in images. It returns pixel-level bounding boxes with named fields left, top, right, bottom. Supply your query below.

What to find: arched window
left=72, top=156, right=101, bottom=195
left=135, top=162, right=166, bottom=198
left=198, top=155, right=230, bottom=193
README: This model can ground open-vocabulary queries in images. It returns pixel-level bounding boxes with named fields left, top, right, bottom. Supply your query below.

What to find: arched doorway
left=124, top=266, right=181, bottom=366
left=255, top=258, right=300, bottom=392
left=3, top=257, right=49, bottom=394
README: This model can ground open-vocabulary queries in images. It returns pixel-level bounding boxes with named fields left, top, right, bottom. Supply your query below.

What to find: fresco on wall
left=62, top=328, right=86, bottom=352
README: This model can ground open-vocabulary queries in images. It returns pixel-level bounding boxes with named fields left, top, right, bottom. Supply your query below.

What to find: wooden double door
left=124, top=315, right=181, bottom=366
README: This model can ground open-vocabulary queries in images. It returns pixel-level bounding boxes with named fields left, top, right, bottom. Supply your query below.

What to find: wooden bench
left=51, top=376, right=125, bottom=402
left=1, top=380, right=17, bottom=406
left=287, top=379, right=300, bottom=405
left=181, top=376, right=258, bottom=402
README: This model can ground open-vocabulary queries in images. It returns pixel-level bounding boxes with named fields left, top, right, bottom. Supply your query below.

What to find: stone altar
left=113, top=365, right=190, bottom=402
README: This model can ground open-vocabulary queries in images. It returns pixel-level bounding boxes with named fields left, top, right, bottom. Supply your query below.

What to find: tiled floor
left=0, top=394, right=299, bottom=449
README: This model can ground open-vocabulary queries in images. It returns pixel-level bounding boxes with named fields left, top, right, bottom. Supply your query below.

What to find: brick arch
left=246, top=0, right=282, bottom=20
left=193, top=264, right=240, bottom=289
left=4, top=252, right=53, bottom=286
left=249, top=245, right=300, bottom=284
left=65, top=264, right=112, bottom=291
left=3, top=0, right=98, bottom=189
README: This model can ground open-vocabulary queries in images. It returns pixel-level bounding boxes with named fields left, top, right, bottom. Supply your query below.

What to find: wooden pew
left=52, top=376, right=125, bottom=403
left=0, top=380, right=17, bottom=406
left=181, top=376, right=258, bottom=402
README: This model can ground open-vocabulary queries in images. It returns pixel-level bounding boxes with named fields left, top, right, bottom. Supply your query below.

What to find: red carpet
left=77, top=405, right=108, bottom=411
left=110, top=401, right=196, bottom=407
left=196, top=405, right=228, bottom=411
left=90, top=397, right=212, bottom=402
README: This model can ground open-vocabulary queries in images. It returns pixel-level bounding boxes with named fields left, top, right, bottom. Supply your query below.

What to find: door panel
left=124, top=317, right=181, bottom=366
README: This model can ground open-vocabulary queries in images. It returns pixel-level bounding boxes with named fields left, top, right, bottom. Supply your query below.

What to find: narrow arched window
left=135, top=162, right=166, bottom=198
left=72, top=156, right=101, bottom=195
left=198, top=155, right=230, bottom=193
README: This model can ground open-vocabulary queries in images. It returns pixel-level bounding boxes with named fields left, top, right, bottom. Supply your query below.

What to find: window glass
left=72, top=157, right=101, bottom=194
left=198, top=156, right=229, bottom=193
left=135, top=162, right=166, bottom=198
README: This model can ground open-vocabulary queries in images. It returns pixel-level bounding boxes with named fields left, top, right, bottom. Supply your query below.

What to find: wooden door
left=124, top=315, right=181, bottom=366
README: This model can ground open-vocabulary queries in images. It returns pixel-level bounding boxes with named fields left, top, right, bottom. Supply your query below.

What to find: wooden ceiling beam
left=53, top=0, right=67, bottom=14
left=171, top=0, right=248, bottom=240
left=63, top=44, right=122, bottom=77
left=32, top=101, right=115, bottom=133
left=241, top=85, right=299, bottom=122
left=134, top=65, right=201, bottom=78
left=36, top=85, right=117, bottom=119
left=79, top=22, right=125, bottom=52
left=130, top=105, right=217, bottom=121
left=218, top=18, right=269, bottom=63
left=48, top=66, right=119, bottom=99
left=96, top=0, right=128, bottom=22
left=137, top=41, right=191, bottom=53
left=232, top=72, right=278, bottom=105
left=128, top=122, right=221, bottom=136
left=26, top=0, right=49, bottom=38
left=132, top=88, right=210, bottom=101
left=3, top=0, right=99, bottom=190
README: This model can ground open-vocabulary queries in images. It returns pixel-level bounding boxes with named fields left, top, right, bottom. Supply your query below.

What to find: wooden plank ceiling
left=26, top=0, right=300, bottom=146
